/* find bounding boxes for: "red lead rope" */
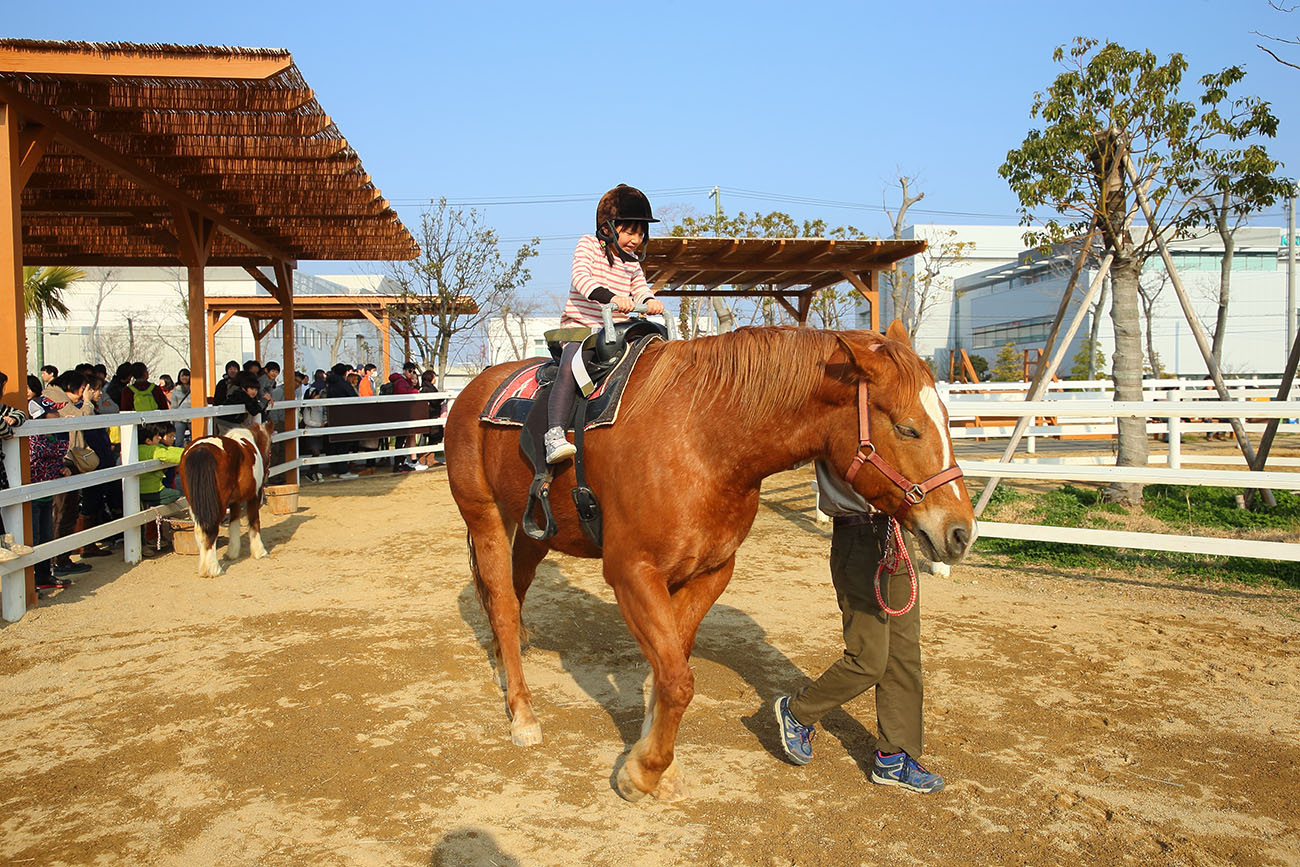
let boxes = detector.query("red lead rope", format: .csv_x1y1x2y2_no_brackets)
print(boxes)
874,516,917,617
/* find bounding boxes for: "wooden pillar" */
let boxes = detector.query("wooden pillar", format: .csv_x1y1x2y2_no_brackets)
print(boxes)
174,206,214,438
0,101,35,615
205,309,218,399
382,309,391,375
274,261,298,486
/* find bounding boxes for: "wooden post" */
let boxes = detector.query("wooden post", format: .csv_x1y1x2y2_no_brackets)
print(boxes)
274,261,297,486
1121,154,1274,506
173,206,214,439
381,308,392,375
0,101,35,615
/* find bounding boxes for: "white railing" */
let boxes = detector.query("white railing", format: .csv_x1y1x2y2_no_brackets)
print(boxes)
0,392,449,622
946,397,1300,562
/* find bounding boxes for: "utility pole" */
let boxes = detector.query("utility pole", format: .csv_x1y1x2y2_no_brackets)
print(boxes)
708,185,722,233
1288,182,1296,373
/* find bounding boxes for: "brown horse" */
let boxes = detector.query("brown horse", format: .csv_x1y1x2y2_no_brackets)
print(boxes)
445,321,975,802
179,421,273,577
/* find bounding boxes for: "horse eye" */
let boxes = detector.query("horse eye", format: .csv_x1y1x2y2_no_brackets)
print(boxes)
894,424,920,439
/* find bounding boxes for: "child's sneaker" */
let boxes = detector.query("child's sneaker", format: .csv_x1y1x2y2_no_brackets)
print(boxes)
870,751,944,793
544,426,576,463
774,695,815,765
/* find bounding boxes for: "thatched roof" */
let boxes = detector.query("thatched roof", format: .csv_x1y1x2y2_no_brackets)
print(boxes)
0,39,417,265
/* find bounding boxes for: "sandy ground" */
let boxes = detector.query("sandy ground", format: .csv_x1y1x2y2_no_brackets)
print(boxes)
0,466,1297,866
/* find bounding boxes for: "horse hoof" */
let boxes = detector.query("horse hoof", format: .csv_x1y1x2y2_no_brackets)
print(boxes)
510,721,542,746
616,764,649,803
652,760,688,802
253,550,269,560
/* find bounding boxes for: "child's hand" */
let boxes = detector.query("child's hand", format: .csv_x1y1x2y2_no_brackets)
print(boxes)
614,296,635,313
645,298,665,315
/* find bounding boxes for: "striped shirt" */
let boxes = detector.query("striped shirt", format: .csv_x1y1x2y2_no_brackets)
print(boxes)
560,234,653,328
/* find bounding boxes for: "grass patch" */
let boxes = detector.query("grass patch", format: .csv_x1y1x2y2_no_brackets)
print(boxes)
975,482,1300,590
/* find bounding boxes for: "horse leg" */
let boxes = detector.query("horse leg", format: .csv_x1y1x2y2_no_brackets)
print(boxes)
611,566,696,803
195,520,222,577
469,513,542,746
511,531,549,649
225,502,242,560
247,496,269,559
637,558,736,743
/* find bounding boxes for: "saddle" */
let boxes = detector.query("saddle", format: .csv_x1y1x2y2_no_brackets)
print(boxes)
480,317,669,547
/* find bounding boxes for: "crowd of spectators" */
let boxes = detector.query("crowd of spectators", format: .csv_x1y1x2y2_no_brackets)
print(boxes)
0,357,445,594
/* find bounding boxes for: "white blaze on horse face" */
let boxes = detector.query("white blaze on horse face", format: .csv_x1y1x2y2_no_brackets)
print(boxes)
919,385,961,499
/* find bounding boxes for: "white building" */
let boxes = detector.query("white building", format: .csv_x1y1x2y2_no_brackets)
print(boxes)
949,226,1290,378
25,267,401,380
872,224,1028,357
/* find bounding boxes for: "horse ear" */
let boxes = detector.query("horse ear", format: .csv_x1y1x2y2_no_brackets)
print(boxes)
832,333,880,380
885,318,911,348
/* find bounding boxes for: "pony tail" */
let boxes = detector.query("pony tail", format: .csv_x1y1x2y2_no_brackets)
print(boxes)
183,447,223,535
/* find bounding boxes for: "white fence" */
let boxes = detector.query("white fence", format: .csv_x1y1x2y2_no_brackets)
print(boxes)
945,396,1300,563
0,393,448,622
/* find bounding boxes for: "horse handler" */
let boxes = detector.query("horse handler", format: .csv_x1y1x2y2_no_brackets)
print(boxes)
773,459,945,794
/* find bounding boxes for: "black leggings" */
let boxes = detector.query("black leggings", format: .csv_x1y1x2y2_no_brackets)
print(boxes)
548,342,595,430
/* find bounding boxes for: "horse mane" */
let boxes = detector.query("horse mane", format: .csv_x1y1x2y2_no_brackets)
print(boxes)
624,327,931,425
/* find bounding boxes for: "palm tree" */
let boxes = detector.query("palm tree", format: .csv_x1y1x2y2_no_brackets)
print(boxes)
24,266,85,368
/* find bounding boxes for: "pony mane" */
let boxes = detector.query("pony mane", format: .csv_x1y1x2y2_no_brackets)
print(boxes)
625,327,934,426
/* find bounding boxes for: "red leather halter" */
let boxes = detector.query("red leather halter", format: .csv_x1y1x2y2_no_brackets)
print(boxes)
843,380,965,519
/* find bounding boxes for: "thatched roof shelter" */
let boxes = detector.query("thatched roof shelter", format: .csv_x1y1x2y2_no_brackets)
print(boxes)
642,236,925,327
0,39,416,616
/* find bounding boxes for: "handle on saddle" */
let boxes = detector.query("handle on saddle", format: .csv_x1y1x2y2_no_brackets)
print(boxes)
600,303,679,342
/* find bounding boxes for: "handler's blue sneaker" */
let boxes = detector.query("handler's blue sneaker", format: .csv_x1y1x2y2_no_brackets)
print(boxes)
870,751,945,793
774,695,815,765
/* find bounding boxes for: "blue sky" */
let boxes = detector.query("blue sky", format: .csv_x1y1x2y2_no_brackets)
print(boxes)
10,0,1300,295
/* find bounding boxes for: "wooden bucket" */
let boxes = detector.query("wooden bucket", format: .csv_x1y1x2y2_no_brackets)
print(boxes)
168,519,198,555
265,484,300,515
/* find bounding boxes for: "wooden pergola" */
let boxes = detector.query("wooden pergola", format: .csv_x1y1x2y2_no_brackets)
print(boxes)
642,236,926,328
203,292,479,378
0,39,416,611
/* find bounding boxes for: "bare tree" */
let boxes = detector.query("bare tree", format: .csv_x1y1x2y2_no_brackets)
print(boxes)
388,199,538,386
1137,269,1169,377
86,269,119,363
497,291,543,362
1256,1,1300,69
882,176,924,332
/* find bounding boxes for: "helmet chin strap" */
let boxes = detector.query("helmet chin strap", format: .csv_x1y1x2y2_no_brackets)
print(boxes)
598,220,648,263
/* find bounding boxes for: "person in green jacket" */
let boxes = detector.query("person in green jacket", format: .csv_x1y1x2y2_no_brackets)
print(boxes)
139,424,183,506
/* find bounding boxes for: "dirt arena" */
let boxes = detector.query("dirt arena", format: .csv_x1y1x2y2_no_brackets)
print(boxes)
0,467,1297,866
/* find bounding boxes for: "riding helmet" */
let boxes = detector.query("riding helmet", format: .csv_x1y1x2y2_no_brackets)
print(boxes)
595,184,659,262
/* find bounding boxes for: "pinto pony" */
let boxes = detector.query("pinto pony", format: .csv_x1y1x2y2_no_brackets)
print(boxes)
445,321,976,802
179,421,274,577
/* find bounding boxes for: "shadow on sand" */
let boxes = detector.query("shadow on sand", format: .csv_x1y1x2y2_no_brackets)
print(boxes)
455,558,881,774
429,827,521,866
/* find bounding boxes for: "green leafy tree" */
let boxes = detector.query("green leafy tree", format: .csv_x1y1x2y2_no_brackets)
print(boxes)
990,342,1025,382
24,265,83,319
968,353,989,380
1069,340,1107,380
999,37,1284,504
25,265,85,369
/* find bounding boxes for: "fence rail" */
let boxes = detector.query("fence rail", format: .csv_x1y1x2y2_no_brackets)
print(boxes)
1,392,449,623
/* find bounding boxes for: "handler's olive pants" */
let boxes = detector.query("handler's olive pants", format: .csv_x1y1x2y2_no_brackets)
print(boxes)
788,518,924,758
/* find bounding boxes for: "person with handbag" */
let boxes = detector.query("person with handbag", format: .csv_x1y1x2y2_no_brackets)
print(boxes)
43,371,95,579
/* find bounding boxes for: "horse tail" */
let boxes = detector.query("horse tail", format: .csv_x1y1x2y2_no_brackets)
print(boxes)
184,445,223,538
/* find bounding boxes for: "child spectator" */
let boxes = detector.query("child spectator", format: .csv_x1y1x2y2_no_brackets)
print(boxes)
0,371,28,536
39,364,58,386
170,368,192,445
216,371,269,434
212,359,240,405
120,362,167,413
139,423,183,506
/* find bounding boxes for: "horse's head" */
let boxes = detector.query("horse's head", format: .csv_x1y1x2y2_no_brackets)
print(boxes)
830,321,975,564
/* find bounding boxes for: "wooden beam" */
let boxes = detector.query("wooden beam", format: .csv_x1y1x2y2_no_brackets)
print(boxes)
775,296,801,322
0,45,294,80
16,123,53,189
648,267,677,293
0,81,296,263
381,308,391,376
242,265,279,297
656,288,805,297
210,309,238,335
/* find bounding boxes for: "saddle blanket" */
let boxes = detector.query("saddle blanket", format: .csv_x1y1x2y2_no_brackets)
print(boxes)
479,335,659,430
